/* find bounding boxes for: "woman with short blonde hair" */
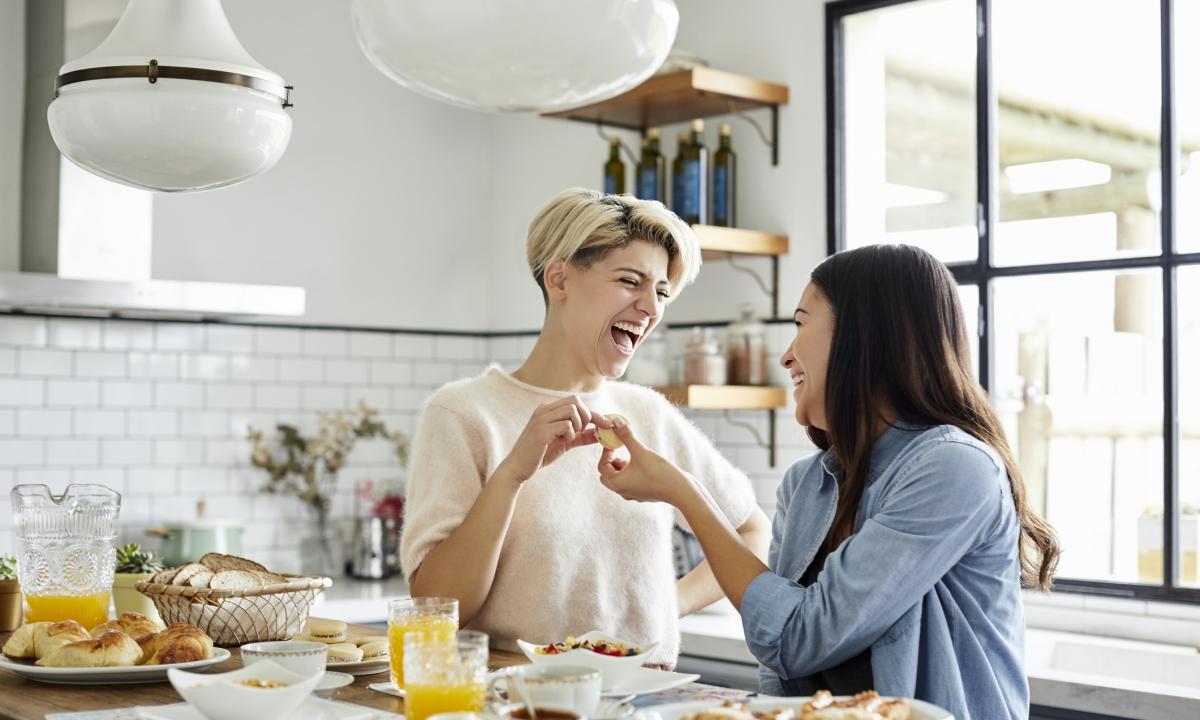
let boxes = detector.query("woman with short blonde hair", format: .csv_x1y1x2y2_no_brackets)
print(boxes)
401,189,768,665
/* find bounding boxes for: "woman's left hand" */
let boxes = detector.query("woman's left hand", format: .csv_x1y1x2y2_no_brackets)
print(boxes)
596,417,692,505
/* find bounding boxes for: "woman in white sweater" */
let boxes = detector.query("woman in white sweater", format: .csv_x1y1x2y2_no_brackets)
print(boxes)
400,188,770,666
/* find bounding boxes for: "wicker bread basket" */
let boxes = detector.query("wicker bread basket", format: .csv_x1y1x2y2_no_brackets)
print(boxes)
136,575,332,646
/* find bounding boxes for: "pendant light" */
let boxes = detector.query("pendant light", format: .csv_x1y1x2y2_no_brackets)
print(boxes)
351,0,679,113
47,0,294,193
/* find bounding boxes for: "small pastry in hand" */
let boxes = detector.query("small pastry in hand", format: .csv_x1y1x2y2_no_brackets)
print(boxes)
596,415,627,450
2,621,50,659
326,642,364,663
305,618,348,644
359,640,388,661
38,630,142,667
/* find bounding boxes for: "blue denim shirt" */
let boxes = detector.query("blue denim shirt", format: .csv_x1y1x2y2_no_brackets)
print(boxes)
741,422,1027,720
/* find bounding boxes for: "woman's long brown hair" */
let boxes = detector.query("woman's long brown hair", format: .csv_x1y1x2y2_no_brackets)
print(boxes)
808,244,1059,590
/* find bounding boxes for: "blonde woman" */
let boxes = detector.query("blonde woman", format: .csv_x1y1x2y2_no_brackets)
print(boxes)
401,188,769,666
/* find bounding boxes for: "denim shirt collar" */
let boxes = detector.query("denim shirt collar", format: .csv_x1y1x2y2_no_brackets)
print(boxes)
818,420,928,486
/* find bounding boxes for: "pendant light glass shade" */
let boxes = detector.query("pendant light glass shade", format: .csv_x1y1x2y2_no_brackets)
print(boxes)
351,0,679,113
46,0,293,193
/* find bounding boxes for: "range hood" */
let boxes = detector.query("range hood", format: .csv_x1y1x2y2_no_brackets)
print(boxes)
0,0,304,319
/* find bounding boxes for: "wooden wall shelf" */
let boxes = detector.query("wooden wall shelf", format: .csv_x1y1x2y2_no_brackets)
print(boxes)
694,225,788,257
655,385,786,410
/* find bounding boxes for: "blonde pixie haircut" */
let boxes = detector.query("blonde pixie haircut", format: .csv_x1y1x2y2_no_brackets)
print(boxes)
527,188,702,304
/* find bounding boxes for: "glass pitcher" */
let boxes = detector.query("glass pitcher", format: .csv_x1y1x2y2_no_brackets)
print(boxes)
12,484,121,629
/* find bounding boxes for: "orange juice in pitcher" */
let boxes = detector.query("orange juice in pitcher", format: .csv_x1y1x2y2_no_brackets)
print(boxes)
25,592,111,629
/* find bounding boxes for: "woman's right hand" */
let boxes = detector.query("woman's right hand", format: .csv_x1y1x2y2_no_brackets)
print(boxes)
497,396,612,484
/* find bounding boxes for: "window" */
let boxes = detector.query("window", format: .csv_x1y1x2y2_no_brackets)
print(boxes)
828,0,1200,601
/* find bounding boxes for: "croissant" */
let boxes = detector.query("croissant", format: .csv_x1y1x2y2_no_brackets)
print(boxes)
140,624,214,665
145,635,212,665
37,630,143,668
90,612,165,641
1,621,50,659
34,621,91,659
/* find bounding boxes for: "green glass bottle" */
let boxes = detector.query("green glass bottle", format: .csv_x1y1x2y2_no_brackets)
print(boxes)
678,119,708,225
637,128,666,201
712,123,736,227
603,137,625,195
671,131,689,215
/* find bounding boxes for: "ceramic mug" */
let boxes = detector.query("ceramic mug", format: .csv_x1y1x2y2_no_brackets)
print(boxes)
241,640,328,678
488,665,601,718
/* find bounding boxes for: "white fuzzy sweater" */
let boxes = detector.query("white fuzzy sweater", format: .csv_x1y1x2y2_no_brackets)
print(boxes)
400,366,756,665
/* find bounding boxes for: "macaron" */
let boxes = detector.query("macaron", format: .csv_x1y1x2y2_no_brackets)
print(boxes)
359,640,388,660
596,414,627,450
349,634,387,647
306,618,348,644
326,642,364,663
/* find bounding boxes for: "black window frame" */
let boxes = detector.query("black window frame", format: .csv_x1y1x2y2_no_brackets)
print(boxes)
826,0,1200,603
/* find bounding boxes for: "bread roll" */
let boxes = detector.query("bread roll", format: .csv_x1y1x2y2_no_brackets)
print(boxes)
37,630,142,668
305,618,347,644
359,640,388,660
326,642,364,663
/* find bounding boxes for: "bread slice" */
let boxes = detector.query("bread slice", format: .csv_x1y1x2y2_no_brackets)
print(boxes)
209,569,264,592
251,570,288,586
199,553,270,574
187,570,214,588
151,567,181,585
171,563,206,586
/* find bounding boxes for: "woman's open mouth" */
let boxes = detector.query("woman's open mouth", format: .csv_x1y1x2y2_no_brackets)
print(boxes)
610,321,645,356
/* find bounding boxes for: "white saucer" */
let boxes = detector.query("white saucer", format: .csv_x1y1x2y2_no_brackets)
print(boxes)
135,696,401,719
315,671,356,698
368,681,404,698
602,667,700,698
593,698,636,719
326,657,390,676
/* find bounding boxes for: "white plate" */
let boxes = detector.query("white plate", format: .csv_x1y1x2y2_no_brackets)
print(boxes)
0,648,231,685
315,671,356,698
135,696,401,720
603,667,701,698
326,657,390,676
634,696,953,720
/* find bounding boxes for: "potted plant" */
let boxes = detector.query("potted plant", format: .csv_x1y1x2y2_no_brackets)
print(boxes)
0,555,20,631
113,543,164,621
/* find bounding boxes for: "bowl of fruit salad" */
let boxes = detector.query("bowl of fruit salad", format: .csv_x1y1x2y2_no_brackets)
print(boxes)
516,631,656,691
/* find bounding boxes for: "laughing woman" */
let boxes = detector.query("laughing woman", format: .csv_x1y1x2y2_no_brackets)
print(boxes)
400,188,769,666
596,244,1060,719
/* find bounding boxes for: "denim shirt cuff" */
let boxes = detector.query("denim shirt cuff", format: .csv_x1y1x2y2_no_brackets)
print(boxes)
741,570,800,672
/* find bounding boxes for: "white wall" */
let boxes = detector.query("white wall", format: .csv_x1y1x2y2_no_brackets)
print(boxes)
0,1,24,273
485,0,829,332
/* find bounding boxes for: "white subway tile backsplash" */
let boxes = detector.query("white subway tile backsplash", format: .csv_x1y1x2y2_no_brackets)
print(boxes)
18,348,72,376
47,439,100,465
0,348,14,374
180,354,230,381
128,352,180,379
102,381,154,408
230,356,277,382
155,382,205,408
127,467,175,496
206,326,255,353
75,351,127,378
0,439,43,466
303,330,348,356
254,385,301,410
47,380,100,407
154,439,205,465
206,384,253,409
303,385,347,410
414,361,456,387
128,410,179,437
17,467,71,486
279,358,323,383
348,386,390,411
370,360,411,384
48,319,103,349
204,439,246,466
0,410,12,435
255,327,301,354
0,316,47,346
74,410,126,436
119,496,151,525
155,323,206,351
326,359,369,384
71,467,124,489
349,331,392,358
180,411,230,438
179,467,228,492
18,409,72,436
393,334,434,358
435,336,483,360
103,321,155,350
0,379,43,406
101,439,153,466
391,387,432,412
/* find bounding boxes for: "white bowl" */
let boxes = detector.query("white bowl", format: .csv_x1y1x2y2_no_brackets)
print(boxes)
241,640,328,679
167,659,322,720
516,631,657,691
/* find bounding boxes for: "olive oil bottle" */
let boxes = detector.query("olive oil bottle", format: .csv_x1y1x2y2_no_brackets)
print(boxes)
671,131,689,214
712,123,736,227
603,137,625,195
636,128,666,201
677,119,708,224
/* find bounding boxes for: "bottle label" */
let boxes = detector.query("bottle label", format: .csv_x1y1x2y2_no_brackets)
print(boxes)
714,166,729,223
673,170,686,213
638,168,660,200
604,176,618,195
681,160,701,219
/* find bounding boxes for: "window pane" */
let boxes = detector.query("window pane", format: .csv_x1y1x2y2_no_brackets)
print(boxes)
841,0,977,264
1179,266,1200,586
1177,2,1200,253
958,283,979,381
993,1,1162,267
993,270,1163,583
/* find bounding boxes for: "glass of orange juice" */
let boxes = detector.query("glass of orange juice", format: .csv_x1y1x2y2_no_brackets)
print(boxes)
388,596,459,689
403,630,488,720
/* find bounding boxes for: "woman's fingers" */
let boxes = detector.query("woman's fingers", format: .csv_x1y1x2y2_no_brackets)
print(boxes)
569,427,600,448
608,415,647,454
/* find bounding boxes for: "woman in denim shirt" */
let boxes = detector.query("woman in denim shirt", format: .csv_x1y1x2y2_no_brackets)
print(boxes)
597,244,1060,720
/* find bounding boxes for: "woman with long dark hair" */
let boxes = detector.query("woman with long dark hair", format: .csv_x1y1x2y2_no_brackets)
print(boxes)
597,244,1059,720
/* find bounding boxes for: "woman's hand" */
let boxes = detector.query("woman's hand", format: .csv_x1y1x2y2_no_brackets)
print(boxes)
497,396,611,484
596,417,692,505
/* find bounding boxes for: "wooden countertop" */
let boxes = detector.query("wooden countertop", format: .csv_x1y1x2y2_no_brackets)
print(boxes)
0,623,528,720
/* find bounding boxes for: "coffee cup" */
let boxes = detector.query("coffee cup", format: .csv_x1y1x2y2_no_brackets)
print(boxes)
488,665,601,718
240,640,328,678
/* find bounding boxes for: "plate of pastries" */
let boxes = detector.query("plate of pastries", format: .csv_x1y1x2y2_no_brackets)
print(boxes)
0,612,229,684
293,617,389,676
667,691,951,720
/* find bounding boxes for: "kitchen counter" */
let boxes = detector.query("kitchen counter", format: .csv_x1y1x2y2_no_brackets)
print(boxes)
310,574,410,625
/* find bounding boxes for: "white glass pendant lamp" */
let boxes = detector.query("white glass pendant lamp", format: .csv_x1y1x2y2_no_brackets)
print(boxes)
47,0,294,193
351,0,679,113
